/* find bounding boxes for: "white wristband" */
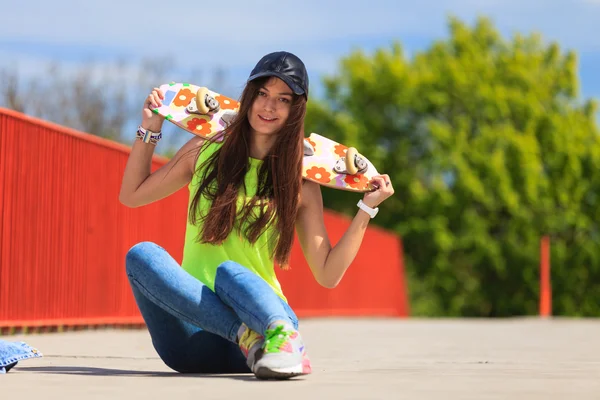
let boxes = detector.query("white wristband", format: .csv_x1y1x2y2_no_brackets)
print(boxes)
357,199,379,218
136,125,162,145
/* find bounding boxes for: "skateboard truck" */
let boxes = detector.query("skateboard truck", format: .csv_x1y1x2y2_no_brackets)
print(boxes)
333,147,368,175
220,110,237,128
303,139,315,156
187,87,221,115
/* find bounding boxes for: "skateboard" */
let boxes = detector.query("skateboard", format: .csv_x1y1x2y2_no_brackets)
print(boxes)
152,82,380,192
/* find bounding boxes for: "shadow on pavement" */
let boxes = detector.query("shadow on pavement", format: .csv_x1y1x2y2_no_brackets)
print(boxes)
16,366,269,381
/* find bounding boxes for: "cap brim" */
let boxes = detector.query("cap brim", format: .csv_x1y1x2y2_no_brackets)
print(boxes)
247,71,305,96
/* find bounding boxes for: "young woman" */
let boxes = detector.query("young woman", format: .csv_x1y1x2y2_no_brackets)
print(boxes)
119,51,394,380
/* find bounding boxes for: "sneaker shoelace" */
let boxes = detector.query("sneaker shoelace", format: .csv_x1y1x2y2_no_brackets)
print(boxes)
263,325,294,354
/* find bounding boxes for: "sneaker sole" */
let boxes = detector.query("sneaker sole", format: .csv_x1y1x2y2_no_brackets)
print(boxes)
254,364,304,380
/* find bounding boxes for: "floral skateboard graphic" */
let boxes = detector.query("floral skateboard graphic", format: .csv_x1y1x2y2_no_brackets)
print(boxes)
151,82,239,138
152,82,379,192
302,133,379,192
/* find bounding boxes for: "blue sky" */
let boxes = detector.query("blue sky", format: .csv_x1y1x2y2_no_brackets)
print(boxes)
1,0,599,104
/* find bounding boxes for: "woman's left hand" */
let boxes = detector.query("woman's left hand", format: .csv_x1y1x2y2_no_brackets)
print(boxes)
362,174,394,208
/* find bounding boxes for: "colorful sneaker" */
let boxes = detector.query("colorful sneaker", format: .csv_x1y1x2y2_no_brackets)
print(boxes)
238,324,263,371
252,324,308,380
301,348,312,374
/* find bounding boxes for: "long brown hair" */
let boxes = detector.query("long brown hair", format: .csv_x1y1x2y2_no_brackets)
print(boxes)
189,77,306,268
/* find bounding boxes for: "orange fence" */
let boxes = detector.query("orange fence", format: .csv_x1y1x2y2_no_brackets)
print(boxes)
0,108,409,329
539,236,552,317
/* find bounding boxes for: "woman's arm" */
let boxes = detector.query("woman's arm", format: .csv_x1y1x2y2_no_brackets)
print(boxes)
295,175,394,288
119,136,203,207
119,87,203,208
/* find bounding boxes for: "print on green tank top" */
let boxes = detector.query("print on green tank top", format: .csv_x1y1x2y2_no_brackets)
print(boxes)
181,141,287,302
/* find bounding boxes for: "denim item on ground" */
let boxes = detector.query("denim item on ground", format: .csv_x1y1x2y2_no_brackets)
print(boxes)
125,241,298,374
0,340,43,374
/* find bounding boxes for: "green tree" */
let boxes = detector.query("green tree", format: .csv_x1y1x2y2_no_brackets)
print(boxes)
305,16,600,317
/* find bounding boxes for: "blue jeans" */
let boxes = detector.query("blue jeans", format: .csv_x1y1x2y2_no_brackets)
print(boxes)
0,340,43,374
125,241,298,374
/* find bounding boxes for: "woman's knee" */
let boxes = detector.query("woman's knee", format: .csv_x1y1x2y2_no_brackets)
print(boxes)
214,261,258,294
125,241,163,276
215,260,247,281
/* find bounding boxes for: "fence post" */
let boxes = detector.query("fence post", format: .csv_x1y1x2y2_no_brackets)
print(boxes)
539,236,552,317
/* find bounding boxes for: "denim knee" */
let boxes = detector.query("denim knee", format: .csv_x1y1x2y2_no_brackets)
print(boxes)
215,260,247,282
125,241,161,276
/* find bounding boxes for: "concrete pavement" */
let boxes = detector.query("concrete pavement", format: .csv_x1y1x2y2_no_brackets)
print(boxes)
2,318,599,399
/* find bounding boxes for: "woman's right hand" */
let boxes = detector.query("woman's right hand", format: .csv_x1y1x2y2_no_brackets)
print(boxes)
141,87,165,132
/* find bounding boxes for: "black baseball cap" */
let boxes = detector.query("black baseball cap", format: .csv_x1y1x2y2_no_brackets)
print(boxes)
247,51,309,98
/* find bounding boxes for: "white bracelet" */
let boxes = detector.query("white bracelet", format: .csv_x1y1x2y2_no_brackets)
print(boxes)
357,199,379,218
136,125,162,145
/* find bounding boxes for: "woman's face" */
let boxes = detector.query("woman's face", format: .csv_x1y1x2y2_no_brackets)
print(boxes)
247,77,293,136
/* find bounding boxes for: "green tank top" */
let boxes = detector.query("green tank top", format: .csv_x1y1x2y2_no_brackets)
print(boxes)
180,141,287,302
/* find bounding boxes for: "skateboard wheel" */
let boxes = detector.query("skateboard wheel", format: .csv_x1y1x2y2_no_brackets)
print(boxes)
345,147,359,175
196,87,220,114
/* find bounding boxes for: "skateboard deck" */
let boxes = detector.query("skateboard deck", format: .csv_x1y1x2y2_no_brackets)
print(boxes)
152,82,380,192
302,133,379,192
152,82,240,139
